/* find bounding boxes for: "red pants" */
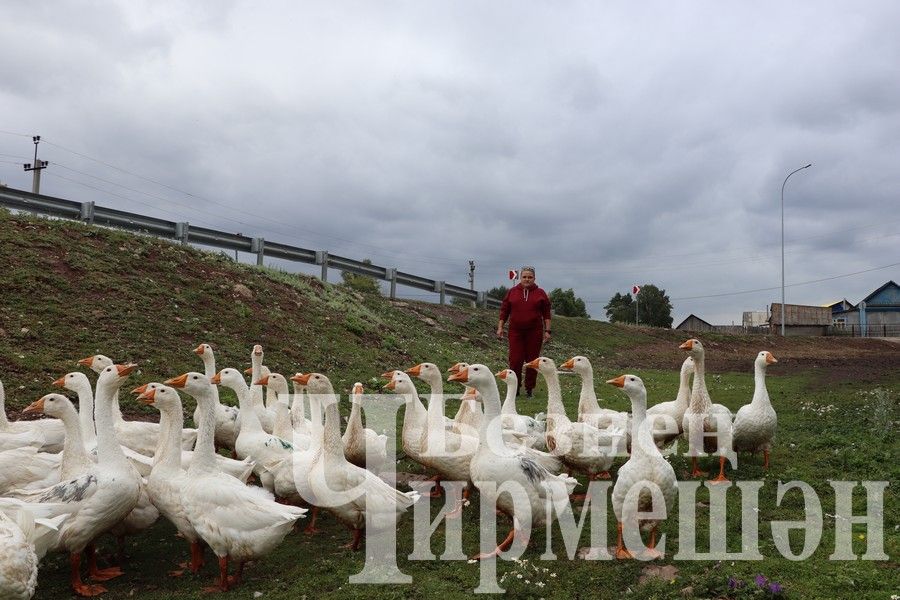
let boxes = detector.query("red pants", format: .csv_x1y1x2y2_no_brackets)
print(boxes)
508,327,544,393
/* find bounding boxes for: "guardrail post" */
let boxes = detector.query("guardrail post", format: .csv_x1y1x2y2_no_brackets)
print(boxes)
175,222,190,245
315,251,329,282
250,237,265,266
435,280,445,305
477,291,486,308
79,201,95,224
387,268,397,299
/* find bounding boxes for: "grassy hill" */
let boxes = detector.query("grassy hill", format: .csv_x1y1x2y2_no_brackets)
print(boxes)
1,208,898,599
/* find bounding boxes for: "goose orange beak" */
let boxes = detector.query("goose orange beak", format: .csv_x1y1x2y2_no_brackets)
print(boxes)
243,367,253,375
137,388,156,405
193,344,205,355
254,376,270,386
405,364,422,377
524,358,540,370
606,375,626,388
23,397,45,414
131,384,148,395
448,368,469,382
679,339,694,350
447,362,464,374
293,373,311,386
289,373,305,384
383,380,397,390
380,370,396,379
77,356,94,368
51,376,66,387
165,373,189,388
560,358,575,370
116,364,137,377
766,352,778,364
494,369,508,379
210,372,222,384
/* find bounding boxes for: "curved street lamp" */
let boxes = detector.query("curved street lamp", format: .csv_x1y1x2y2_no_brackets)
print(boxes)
781,163,812,336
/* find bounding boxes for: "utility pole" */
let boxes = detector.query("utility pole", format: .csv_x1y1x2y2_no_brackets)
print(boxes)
23,136,48,194
467,260,476,307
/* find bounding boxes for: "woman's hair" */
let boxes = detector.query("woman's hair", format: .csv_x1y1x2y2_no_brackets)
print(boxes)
520,266,536,277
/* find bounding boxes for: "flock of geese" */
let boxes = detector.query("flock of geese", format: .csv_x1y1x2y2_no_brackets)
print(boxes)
0,338,778,598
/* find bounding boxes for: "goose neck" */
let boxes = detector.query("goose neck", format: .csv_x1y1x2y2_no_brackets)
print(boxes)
189,387,218,474
543,368,568,418
578,368,601,413
500,381,517,415
155,404,183,472
94,380,130,469
689,353,711,412
59,404,92,479
73,384,97,446
0,380,8,428
230,379,264,434
321,395,345,462
751,363,771,407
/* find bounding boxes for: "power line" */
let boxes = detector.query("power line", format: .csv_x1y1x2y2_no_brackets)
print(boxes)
39,138,471,265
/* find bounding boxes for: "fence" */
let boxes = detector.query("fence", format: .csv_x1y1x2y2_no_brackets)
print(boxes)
0,186,502,309
825,324,900,338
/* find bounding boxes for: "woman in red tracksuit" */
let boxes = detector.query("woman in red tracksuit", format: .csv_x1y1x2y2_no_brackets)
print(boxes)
496,266,552,397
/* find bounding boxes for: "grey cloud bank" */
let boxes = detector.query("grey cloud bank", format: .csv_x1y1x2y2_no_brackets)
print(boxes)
1,1,897,324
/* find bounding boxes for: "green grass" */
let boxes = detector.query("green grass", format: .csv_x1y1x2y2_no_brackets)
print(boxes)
0,209,897,598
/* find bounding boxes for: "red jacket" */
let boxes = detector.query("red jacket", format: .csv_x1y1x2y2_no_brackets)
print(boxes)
499,284,552,330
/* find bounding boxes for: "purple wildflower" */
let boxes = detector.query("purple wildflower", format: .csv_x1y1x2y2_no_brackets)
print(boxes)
755,574,768,587
768,581,783,594
728,576,738,590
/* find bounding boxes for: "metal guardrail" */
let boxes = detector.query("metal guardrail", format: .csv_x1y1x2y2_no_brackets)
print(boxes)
0,186,502,309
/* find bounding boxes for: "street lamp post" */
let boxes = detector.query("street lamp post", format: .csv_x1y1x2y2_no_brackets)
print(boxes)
780,163,812,336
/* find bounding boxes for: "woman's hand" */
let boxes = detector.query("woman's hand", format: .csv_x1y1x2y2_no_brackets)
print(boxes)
543,330,552,343
496,326,504,339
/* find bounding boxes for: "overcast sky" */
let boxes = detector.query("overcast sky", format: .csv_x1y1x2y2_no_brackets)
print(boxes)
2,1,898,324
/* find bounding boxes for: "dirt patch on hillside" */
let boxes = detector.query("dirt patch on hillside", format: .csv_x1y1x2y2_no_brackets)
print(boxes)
608,333,900,384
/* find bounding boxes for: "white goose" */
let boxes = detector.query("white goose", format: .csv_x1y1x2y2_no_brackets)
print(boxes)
290,373,311,436
607,375,677,560
256,372,295,441
404,363,478,494
680,339,734,483
138,384,205,577
78,355,197,455
266,372,325,534
381,370,429,467
303,372,419,550
0,445,60,495
9,364,142,597
214,368,301,491
246,345,275,433
27,391,158,565
342,383,388,473
0,378,64,453
167,372,306,593
129,384,255,482
55,370,154,478
449,364,577,559
732,351,778,468
192,343,240,449
646,356,694,448
446,362,482,434
559,356,631,434
496,368,547,450
0,505,67,600
527,357,621,482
